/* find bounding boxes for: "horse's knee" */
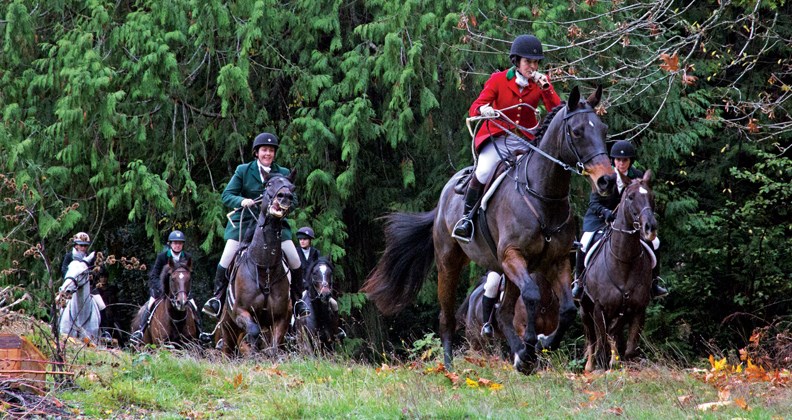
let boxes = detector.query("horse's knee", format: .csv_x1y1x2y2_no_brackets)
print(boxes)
246,322,260,339
520,282,541,305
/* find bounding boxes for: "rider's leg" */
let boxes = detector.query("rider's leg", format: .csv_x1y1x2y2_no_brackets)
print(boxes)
480,272,501,337
453,138,503,243
572,231,594,300
649,237,668,298
202,239,238,318
130,296,155,344
283,240,310,317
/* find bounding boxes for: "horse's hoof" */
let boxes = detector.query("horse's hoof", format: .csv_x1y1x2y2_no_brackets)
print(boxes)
214,338,224,351
513,349,536,374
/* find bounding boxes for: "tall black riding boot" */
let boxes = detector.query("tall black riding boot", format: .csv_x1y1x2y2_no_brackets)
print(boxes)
290,267,310,318
452,176,485,243
650,251,668,298
130,305,150,345
480,296,497,337
572,248,586,301
202,266,227,318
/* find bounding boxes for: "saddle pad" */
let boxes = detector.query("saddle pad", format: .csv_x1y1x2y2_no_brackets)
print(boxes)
584,237,657,269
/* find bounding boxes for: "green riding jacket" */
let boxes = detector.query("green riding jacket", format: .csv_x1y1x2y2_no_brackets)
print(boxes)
222,161,293,242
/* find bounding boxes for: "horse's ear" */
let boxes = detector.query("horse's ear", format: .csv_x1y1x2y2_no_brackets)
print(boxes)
168,257,175,269
643,169,653,185
586,85,603,108
186,257,193,271
567,86,581,112
288,169,297,183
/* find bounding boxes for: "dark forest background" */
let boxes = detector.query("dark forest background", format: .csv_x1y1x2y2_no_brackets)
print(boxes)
1,0,790,361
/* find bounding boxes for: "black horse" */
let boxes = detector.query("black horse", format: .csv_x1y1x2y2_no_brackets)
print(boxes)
294,256,343,353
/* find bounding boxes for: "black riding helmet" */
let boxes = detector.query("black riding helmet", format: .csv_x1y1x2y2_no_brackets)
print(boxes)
252,132,279,153
296,226,315,239
610,140,637,159
168,230,186,243
509,34,544,66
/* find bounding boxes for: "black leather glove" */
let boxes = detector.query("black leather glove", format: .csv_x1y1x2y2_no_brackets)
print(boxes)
604,209,616,223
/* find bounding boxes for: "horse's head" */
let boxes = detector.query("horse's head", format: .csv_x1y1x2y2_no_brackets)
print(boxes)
261,172,296,219
619,170,657,243
308,257,334,304
166,257,192,311
558,85,614,195
57,260,90,307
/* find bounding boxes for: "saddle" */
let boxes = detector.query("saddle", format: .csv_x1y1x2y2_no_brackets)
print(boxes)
453,159,514,196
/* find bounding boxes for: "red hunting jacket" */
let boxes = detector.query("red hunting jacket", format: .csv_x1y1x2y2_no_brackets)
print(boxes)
469,68,561,151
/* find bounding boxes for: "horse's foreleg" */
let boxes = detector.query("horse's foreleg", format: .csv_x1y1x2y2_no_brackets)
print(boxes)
624,310,646,360
498,281,521,359
502,249,538,373
538,262,576,351
580,302,597,373
592,301,610,370
234,309,260,352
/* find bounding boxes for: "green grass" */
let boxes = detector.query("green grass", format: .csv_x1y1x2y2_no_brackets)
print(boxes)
46,344,791,419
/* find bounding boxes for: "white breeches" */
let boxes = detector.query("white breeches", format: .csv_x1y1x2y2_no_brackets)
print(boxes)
483,271,502,299
219,238,302,270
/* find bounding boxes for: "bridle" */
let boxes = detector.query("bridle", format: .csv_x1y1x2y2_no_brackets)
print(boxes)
167,266,192,309
311,263,333,303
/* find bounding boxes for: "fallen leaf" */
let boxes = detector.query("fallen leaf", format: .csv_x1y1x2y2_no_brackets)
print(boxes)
677,395,692,405
697,400,733,411
232,373,243,389
465,377,479,388
606,406,624,416
734,397,750,410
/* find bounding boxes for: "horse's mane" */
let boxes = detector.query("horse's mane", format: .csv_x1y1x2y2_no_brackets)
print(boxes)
531,103,566,145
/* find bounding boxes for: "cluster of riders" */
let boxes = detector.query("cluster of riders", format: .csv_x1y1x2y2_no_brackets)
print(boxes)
57,34,666,369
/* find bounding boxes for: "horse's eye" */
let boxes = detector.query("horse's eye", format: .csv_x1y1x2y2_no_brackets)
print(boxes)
572,128,582,138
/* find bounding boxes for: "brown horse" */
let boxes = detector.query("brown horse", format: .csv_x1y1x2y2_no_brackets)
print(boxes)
579,170,657,372
130,258,199,346
294,257,343,354
362,86,614,372
214,174,295,356
457,274,562,356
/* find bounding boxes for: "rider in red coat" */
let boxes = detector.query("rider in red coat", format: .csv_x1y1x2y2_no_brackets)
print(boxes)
453,34,562,244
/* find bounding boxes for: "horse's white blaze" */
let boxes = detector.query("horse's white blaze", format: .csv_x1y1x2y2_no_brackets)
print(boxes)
639,186,648,194
319,265,328,276
588,120,594,127
179,272,185,279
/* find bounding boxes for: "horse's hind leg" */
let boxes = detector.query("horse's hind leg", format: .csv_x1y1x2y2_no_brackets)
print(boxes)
435,240,466,368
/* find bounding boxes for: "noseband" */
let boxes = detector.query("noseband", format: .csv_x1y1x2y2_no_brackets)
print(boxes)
561,107,607,174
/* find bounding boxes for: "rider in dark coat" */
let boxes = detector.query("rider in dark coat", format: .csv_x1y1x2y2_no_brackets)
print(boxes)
296,226,320,288
572,140,668,300
130,230,192,344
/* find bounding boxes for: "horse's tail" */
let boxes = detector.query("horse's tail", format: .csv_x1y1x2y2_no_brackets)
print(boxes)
360,208,437,316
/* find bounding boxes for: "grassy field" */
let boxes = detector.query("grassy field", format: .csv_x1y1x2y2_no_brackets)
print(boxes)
7,340,786,419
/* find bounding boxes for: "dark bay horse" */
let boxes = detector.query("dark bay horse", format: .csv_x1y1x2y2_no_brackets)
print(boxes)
457,274,562,356
362,86,614,372
131,258,198,346
294,257,343,353
215,174,295,356
580,170,657,372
